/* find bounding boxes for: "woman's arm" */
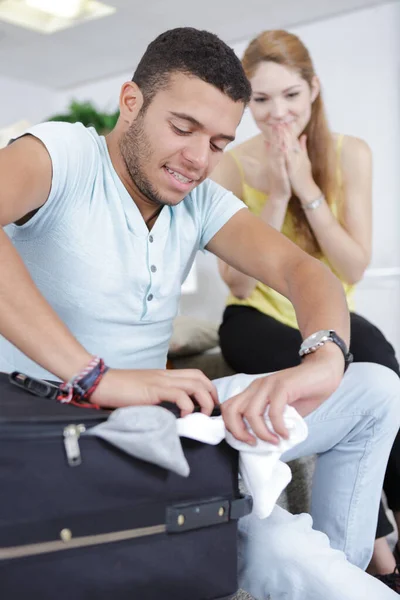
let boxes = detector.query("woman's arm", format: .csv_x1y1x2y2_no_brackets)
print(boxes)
207,208,350,348
217,257,257,299
211,153,258,298
288,135,372,284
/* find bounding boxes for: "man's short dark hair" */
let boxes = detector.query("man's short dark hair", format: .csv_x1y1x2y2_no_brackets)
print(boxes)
132,27,251,110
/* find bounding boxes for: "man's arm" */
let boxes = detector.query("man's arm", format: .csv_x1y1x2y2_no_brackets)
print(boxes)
0,137,217,415
206,208,350,443
0,136,94,379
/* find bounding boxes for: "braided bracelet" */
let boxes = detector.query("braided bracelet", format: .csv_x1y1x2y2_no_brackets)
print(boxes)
57,356,109,409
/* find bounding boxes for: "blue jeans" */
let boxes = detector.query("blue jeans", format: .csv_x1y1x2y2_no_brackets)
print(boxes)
214,363,400,600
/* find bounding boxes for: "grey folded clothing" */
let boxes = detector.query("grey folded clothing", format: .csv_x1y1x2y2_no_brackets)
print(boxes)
87,406,190,477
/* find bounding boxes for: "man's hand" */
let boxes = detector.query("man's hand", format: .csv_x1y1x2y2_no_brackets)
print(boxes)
92,368,219,416
220,345,344,445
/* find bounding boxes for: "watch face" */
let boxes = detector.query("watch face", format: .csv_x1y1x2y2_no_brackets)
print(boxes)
307,330,330,343
302,330,331,350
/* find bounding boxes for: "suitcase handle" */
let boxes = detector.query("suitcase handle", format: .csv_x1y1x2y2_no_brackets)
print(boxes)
9,372,60,400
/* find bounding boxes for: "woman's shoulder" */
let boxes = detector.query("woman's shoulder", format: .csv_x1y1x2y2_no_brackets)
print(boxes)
210,136,261,198
333,133,372,162
333,133,372,191
229,135,263,160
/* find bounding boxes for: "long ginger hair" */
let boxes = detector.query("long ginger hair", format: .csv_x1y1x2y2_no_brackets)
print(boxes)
242,30,339,255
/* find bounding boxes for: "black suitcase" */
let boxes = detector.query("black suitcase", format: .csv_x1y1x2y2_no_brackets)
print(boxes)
0,372,251,600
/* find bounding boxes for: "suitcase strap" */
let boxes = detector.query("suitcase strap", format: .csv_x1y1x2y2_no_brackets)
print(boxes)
166,494,252,532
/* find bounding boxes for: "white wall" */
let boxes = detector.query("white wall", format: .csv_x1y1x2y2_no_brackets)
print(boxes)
54,72,128,115
0,75,57,129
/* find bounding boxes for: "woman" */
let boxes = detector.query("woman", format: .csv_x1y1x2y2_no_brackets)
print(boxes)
211,29,400,583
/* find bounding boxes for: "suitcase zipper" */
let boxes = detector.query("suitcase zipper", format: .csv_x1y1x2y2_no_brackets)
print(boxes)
63,424,86,467
0,523,167,561
0,421,100,467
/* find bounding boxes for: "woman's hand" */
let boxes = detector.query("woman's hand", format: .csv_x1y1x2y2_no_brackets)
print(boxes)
264,125,292,201
242,125,291,202
284,131,320,202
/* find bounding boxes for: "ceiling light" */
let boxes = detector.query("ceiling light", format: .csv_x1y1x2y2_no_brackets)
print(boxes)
26,0,88,20
0,0,116,34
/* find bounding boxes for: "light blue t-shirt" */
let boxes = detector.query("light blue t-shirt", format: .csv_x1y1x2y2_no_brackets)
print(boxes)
0,122,245,379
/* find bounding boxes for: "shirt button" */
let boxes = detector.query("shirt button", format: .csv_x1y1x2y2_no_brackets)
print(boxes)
147,294,153,301
149,235,154,243
150,265,157,273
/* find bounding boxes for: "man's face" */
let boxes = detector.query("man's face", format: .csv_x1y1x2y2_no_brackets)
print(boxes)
119,73,244,207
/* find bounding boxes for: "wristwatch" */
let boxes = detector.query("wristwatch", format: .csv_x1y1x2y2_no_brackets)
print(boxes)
299,330,353,372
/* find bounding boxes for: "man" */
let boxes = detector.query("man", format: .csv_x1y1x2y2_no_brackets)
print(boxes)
0,27,399,599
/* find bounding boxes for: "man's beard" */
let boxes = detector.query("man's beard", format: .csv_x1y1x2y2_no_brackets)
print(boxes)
119,116,171,207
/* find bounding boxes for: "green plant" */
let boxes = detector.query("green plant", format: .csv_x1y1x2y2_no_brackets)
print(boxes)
47,101,119,134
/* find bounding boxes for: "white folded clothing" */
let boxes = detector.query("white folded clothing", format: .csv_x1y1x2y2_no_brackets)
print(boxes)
177,405,308,519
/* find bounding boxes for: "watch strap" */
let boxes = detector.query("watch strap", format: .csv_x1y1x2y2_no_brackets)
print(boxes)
299,330,353,373
328,330,353,372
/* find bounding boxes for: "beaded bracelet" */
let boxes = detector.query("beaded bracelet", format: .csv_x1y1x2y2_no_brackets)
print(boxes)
57,356,109,409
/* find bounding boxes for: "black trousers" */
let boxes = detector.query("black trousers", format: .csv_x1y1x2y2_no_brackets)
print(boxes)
219,306,400,539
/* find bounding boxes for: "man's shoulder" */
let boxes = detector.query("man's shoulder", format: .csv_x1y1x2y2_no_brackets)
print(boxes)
26,121,100,154
29,120,93,136
22,122,103,218
177,180,230,224
23,122,103,188
187,177,231,204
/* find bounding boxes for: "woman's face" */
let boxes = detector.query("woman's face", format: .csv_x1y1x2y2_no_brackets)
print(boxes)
248,61,319,138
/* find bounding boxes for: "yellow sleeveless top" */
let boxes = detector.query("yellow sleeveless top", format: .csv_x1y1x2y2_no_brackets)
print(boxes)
226,134,355,329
